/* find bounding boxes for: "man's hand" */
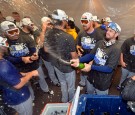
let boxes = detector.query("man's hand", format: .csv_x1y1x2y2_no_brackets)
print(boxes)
20,72,27,77
89,61,93,65
30,53,39,61
121,61,127,68
81,63,91,72
76,46,84,57
42,22,48,32
22,56,33,64
30,70,39,77
70,58,79,67
131,76,135,80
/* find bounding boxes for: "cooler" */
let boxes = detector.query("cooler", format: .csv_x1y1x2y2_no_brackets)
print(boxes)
41,86,80,115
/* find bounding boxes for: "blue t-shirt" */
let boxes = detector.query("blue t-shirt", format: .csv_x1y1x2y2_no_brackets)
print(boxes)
0,59,30,105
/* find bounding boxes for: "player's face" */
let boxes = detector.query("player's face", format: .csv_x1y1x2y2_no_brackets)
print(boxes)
106,28,117,40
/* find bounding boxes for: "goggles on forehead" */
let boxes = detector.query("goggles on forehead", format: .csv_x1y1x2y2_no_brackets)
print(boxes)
108,23,119,33
6,28,19,36
80,19,90,25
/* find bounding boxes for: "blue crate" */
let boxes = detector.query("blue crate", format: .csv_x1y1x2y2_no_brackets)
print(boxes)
76,94,134,115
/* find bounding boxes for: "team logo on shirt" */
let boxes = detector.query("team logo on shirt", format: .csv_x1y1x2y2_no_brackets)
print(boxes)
9,43,29,57
94,48,108,66
81,36,96,50
130,45,135,55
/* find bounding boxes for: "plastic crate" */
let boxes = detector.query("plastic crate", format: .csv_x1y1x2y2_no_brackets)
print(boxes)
76,94,135,115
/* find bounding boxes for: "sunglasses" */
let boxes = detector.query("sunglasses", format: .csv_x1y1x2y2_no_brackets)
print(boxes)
80,20,90,25
6,28,19,36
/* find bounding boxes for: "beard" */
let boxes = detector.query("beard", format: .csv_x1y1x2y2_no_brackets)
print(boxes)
27,26,34,34
0,47,9,56
93,23,95,28
104,37,110,41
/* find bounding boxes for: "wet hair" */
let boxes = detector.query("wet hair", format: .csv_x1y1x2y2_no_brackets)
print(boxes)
116,36,119,40
68,20,75,29
48,14,63,26
12,12,19,15
52,19,63,26
48,14,52,19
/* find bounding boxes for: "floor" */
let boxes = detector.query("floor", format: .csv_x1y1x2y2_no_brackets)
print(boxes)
33,66,121,115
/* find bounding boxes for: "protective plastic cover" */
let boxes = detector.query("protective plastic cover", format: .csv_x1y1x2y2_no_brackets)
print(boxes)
0,0,135,43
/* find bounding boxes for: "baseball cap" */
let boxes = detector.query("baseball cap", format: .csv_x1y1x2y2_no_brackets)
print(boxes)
108,22,121,33
0,21,17,31
41,16,52,23
81,12,93,21
0,36,8,47
92,16,100,22
51,9,68,21
102,17,112,23
21,18,33,26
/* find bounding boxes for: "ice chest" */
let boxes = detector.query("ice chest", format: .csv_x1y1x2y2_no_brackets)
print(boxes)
41,103,71,115
41,86,80,115
76,94,135,115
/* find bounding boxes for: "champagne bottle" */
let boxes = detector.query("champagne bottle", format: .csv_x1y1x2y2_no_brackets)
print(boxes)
78,63,85,69
71,62,85,69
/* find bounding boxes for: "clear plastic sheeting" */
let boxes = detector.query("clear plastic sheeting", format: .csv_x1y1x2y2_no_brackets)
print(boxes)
0,0,135,42
94,0,135,43
0,0,50,27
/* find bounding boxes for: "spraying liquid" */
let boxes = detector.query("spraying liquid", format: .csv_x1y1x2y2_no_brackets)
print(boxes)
48,50,85,69
47,50,71,65
47,49,85,68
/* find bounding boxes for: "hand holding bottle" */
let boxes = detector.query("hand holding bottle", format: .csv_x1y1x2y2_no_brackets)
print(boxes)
30,53,39,61
70,59,80,67
81,63,92,72
77,48,84,57
70,59,86,69
70,58,92,71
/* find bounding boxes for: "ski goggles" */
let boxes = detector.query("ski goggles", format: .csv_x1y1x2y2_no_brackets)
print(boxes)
80,19,90,25
6,28,19,36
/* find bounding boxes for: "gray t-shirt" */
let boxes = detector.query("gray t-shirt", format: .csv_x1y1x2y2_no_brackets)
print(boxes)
77,29,104,55
45,28,76,73
7,34,39,72
88,40,120,90
121,37,135,72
